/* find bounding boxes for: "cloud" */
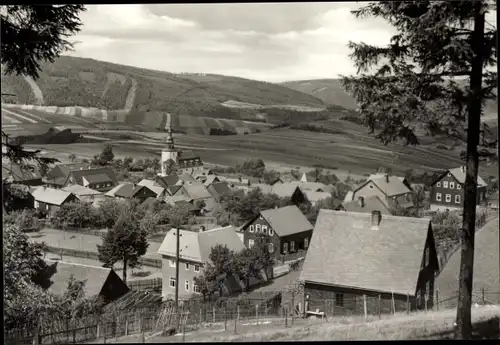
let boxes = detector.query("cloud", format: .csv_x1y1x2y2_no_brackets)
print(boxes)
66,3,495,83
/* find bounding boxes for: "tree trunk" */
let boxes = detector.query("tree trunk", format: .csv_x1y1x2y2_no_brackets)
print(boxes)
123,256,127,284
454,3,485,340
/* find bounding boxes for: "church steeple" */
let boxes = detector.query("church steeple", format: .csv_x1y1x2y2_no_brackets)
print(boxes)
166,125,175,149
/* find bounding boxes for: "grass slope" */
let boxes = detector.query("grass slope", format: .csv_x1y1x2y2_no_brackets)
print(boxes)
1,56,325,114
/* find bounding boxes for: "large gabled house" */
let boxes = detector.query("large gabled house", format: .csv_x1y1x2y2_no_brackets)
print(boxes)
61,184,104,206
239,205,314,259
157,226,246,300
31,186,78,217
154,174,196,189
368,173,412,191
348,174,414,210
44,162,90,187
137,179,167,199
253,183,307,205
207,182,233,199
105,182,157,203
429,166,488,212
300,210,439,315
64,167,118,192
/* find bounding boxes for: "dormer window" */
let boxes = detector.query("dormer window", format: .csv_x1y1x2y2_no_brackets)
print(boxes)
262,225,268,234
256,224,261,232
436,182,441,187
249,225,254,233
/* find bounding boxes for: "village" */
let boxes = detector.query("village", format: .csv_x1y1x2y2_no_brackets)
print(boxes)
2,122,498,342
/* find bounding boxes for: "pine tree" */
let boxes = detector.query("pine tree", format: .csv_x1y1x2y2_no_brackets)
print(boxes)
340,1,496,339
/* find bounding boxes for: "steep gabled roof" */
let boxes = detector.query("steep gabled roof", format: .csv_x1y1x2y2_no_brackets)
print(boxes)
257,205,313,237
157,226,245,263
341,196,392,215
448,166,487,187
355,176,411,197
300,210,431,296
31,186,75,206
138,179,166,197
208,182,232,198
183,183,213,200
43,260,125,297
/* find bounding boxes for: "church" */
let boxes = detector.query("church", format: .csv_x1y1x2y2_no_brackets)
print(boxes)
159,126,204,176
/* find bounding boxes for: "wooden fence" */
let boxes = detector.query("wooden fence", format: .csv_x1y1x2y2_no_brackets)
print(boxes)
43,246,162,268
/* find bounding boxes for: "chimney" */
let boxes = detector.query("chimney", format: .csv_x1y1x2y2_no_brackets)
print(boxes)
358,196,364,207
371,210,381,229
385,174,389,183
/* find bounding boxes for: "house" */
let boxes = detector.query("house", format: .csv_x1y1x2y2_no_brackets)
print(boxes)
291,181,329,192
157,225,246,299
137,179,167,199
429,166,488,212
207,182,233,199
253,183,307,205
221,176,251,188
2,162,44,186
300,210,439,315
303,190,331,206
341,196,393,215
436,220,499,307
300,173,309,182
349,175,414,210
63,167,118,192
368,173,412,191
154,174,196,189
31,186,78,217
44,162,90,188
42,260,129,304
239,205,314,259
105,182,157,203
61,184,105,206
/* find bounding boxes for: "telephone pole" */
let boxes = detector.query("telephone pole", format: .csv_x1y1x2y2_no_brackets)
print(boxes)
175,223,181,312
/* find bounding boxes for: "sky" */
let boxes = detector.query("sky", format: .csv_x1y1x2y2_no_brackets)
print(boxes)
66,2,496,83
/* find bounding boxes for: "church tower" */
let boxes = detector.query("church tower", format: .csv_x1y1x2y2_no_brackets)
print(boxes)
160,125,179,176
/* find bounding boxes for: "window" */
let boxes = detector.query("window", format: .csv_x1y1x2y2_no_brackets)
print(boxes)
256,224,261,232
249,225,254,233
185,280,190,292
447,172,451,177
193,283,200,294
335,293,344,307
169,260,176,267
185,263,190,271
443,181,448,188
169,277,176,288
304,238,309,249
268,243,274,253
445,194,451,202
436,182,441,187
259,215,263,219
194,265,200,273
449,182,455,189
290,241,295,252
283,242,288,253
249,239,255,248
455,195,461,203
262,225,268,234
436,193,442,201
457,184,461,190
269,228,274,236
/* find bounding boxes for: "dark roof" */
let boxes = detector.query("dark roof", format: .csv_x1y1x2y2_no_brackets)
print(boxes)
107,183,153,199
49,163,89,179
43,260,120,297
183,184,213,200
255,205,313,237
68,167,117,186
167,185,182,196
341,196,393,215
208,182,232,197
178,151,201,161
300,210,431,296
2,162,42,182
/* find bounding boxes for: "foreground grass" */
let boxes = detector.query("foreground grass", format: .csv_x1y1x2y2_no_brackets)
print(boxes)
206,306,500,341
